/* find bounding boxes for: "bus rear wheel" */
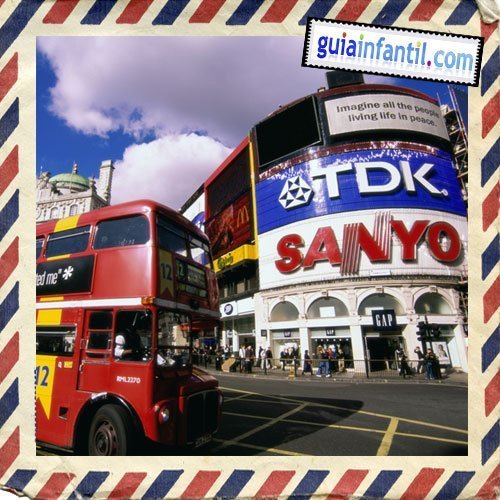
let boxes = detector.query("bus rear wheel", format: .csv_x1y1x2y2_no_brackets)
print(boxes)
88,405,131,456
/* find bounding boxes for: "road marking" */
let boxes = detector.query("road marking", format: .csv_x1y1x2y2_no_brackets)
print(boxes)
222,412,467,446
214,403,308,451
377,417,399,456
393,431,467,445
212,438,309,456
224,392,253,402
220,388,467,435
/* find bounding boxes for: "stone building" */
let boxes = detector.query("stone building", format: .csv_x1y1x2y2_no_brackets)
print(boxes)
36,160,114,222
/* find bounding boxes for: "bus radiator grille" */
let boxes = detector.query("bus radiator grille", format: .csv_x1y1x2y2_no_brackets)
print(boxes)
186,390,218,442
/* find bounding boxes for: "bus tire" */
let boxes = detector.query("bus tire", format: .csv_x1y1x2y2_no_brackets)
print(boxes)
88,405,133,456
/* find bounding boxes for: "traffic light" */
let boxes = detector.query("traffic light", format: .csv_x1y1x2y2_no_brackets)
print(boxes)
416,321,428,341
430,324,441,339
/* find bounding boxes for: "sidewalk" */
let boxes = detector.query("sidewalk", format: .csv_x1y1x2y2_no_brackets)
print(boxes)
199,363,468,387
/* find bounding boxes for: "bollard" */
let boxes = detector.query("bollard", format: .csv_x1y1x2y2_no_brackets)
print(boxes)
288,364,295,378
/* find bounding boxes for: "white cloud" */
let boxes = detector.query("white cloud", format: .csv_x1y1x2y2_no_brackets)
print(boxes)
111,133,232,209
38,37,325,147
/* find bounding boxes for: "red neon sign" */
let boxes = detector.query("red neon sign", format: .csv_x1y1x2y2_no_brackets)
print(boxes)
275,219,462,275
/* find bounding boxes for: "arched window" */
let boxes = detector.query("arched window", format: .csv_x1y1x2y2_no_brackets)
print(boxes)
415,293,452,314
307,297,349,318
49,207,59,219
358,294,404,316
270,301,299,322
69,204,78,216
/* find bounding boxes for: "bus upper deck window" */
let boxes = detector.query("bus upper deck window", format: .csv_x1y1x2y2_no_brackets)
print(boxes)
157,217,188,257
45,225,91,258
36,237,44,259
94,215,150,249
190,237,211,266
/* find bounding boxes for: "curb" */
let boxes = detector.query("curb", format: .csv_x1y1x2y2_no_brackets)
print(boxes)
203,368,468,388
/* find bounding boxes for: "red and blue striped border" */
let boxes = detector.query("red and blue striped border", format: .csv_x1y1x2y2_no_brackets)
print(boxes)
0,0,498,498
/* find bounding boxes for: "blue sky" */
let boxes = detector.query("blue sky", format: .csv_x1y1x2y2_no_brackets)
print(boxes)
36,37,467,209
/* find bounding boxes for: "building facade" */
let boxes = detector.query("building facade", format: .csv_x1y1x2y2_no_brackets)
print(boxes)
182,74,469,372
36,160,114,222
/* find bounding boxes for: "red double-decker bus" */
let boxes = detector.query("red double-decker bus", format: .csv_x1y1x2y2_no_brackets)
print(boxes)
36,200,222,455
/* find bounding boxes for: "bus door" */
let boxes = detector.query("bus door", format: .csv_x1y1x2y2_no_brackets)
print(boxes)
78,310,113,393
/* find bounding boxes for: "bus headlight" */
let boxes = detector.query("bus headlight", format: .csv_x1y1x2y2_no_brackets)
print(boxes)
158,406,170,424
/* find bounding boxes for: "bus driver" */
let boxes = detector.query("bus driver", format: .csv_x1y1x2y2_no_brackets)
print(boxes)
114,327,140,360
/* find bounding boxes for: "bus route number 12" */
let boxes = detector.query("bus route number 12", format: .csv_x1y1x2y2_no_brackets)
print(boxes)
35,365,50,387
160,262,172,280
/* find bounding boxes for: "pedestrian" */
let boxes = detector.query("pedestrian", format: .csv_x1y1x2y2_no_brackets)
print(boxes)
238,345,245,373
397,350,412,378
414,346,424,374
245,345,254,373
316,346,328,377
424,349,437,380
338,348,345,373
256,346,263,368
280,349,286,370
302,350,312,375
265,346,274,369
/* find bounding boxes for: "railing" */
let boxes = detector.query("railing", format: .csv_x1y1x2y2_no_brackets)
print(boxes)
194,355,448,380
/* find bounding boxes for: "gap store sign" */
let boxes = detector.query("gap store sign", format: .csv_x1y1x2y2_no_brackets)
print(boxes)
256,147,466,235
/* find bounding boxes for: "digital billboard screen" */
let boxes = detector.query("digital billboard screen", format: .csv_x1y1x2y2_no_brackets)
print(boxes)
255,96,321,168
205,192,253,259
205,146,250,219
256,146,466,235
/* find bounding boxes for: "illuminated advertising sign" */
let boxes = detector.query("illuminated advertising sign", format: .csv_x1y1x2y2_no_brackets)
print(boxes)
258,210,467,290
324,94,449,141
256,148,466,234
205,192,252,259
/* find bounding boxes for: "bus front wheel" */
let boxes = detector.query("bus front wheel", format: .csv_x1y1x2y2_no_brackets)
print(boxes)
88,405,132,456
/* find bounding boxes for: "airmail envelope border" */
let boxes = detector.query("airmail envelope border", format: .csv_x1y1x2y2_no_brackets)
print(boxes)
0,0,498,498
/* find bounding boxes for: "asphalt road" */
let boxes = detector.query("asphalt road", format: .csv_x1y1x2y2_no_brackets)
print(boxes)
207,374,467,456
37,374,467,456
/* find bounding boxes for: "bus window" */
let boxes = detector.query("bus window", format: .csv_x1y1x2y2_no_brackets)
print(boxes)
114,310,152,362
157,217,188,257
94,215,150,249
45,225,91,258
156,310,191,367
190,237,211,266
36,237,44,259
36,327,76,356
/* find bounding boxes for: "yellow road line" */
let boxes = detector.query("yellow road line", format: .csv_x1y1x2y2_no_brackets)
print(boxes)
220,387,467,435
212,438,309,456
393,431,467,445
224,393,253,403
377,418,399,456
215,403,308,451
223,412,468,446
220,387,258,395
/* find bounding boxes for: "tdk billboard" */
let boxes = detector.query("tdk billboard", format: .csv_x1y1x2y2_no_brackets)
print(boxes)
256,147,466,235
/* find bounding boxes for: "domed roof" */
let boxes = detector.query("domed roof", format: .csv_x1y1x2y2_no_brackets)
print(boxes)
49,172,90,190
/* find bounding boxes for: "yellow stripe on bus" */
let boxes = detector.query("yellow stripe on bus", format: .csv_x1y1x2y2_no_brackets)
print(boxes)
39,296,65,302
54,215,80,232
46,254,71,261
36,309,62,326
